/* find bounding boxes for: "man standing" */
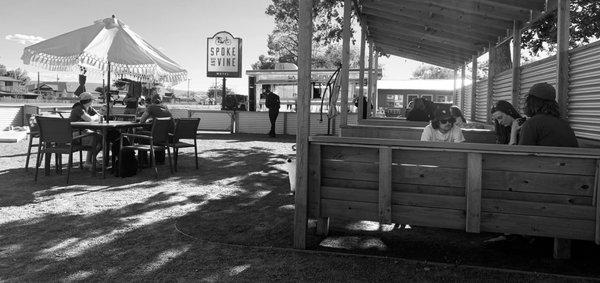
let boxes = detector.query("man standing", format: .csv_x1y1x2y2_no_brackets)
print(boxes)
265,86,280,137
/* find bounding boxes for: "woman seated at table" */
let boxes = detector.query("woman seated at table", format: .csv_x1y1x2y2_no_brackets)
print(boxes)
491,100,526,145
69,92,102,169
420,106,465,143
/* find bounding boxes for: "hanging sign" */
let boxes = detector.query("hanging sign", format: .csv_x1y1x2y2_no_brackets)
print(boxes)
207,31,242,78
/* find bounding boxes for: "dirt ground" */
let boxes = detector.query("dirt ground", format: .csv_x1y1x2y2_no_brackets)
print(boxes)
0,133,598,282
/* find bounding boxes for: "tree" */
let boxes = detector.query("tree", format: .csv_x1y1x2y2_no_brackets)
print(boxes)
0,64,7,76
411,65,454,80
522,0,600,55
206,84,234,105
254,0,360,69
3,67,30,85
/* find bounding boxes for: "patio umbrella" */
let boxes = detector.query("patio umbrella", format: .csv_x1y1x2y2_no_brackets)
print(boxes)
21,15,187,121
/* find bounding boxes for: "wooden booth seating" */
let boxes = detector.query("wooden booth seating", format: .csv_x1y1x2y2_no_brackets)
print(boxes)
299,136,600,259
341,124,497,144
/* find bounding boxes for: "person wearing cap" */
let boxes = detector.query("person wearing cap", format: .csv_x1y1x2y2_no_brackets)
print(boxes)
518,83,578,147
491,100,526,145
69,92,102,168
139,91,172,125
420,106,465,143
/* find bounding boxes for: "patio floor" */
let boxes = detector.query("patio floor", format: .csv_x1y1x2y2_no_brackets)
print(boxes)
0,133,598,281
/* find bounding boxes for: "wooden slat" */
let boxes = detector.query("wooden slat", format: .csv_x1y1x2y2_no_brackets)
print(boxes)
482,190,592,206
482,198,595,220
391,165,465,187
308,144,321,217
556,0,569,119
471,55,478,121
321,145,378,163
466,153,482,233
379,147,392,224
394,150,467,169
483,170,595,196
482,154,596,175
322,160,378,182
322,187,466,210
322,178,378,190
339,0,351,126
321,199,465,230
480,213,595,240
511,20,522,107
394,183,465,196
357,24,366,122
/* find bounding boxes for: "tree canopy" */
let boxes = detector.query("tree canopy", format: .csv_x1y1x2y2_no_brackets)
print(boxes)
410,65,454,80
0,64,30,85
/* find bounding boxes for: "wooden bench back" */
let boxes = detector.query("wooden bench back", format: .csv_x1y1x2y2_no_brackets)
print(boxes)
341,125,497,143
307,136,600,243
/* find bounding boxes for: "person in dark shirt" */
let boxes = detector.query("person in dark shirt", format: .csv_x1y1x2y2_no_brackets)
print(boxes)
69,92,102,168
140,93,172,124
264,86,280,137
518,83,578,147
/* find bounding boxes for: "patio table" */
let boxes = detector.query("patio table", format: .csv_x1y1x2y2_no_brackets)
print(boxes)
71,121,140,178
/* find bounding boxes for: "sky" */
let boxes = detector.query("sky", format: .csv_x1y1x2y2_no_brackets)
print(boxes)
0,0,424,94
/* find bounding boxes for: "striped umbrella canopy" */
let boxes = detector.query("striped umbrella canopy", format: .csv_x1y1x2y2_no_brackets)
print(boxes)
21,15,187,85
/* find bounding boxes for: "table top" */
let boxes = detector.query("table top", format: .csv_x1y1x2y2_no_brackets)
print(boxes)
71,121,140,129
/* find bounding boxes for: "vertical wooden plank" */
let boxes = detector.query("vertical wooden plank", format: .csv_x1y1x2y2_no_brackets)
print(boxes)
311,144,328,235
367,42,374,119
466,153,482,233
487,43,495,124
461,65,466,111
471,55,477,122
553,238,571,259
293,0,313,250
556,0,570,119
357,25,366,123
379,147,392,224
452,69,457,104
373,52,379,114
339,0,351,127
594,160,600,244
512,20,522,108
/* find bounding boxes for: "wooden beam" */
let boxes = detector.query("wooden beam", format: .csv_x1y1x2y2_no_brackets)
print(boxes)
361,7,489,43
461,65,466,111
453,69,458,104
487,43,495,124
379,147,392,224
466,152,482,233
340,0,351,127
556,0,569,119
370,31,477,58
404,0,531,22
511,20,522,107
293,0,312,250
377,43,458,69
367,41,374,118
362,3,503,38
375,40,468,65
358,25,366,122
373,52,379,111
471,55,478,121
477,0,546,11
311,144,328,236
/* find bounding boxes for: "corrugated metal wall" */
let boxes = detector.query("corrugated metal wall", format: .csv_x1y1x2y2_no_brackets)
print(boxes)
474,80,488,122
462,84,472,120
492,69,512,103
567,41,600,140
0,106,22,130
519,56,557,112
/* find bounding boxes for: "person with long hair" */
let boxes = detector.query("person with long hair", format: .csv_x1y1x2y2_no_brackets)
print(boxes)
491,100,525,145
450,106,467,128
420,106,465,143
519,83,578,147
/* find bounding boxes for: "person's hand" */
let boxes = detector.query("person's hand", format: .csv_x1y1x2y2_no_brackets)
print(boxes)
511,119,523,132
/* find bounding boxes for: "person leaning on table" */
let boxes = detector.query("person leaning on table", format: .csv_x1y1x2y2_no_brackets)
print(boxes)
69,92,103,169
420,106,465,143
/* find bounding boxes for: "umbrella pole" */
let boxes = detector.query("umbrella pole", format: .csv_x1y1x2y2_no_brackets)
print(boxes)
107,62,111,124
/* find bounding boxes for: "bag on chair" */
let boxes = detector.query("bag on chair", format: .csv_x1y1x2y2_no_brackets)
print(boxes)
117,148,138,177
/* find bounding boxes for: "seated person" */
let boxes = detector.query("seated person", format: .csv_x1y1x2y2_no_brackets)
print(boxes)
140,93,172,125
69,92,102,169
450,106,467,128
406,98,431,121
491,100,526,145
519,83,578,147
420,107,465,143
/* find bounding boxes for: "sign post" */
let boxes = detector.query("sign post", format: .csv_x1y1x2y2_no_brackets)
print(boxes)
207,31,242,108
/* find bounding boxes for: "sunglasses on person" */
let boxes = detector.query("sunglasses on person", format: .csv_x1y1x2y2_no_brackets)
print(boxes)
439,118,455,124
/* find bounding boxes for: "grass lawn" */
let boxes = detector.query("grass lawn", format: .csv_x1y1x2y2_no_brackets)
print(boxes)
0,132,598,281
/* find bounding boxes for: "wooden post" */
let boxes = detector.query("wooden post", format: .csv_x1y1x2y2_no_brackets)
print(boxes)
357,26,366,123
487,43,495,124
466,153,482,233
311,145,328,236
556,0,570,118
453,69,457,105
461,65,466,111
293,0,313,249
511,20,522,108
367,42,374,118
373,52,379,115
471,55,477,122
339,0,351,127
379,147,392,224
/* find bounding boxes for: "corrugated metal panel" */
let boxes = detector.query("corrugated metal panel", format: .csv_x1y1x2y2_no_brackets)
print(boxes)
568,41,600,140
462,85,472,120
474,80,488,123
493,69,512,103
519,56,557,112
189,111,232,131
0,106,21,130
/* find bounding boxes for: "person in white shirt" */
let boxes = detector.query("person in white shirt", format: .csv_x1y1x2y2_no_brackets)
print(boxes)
420,107,465,143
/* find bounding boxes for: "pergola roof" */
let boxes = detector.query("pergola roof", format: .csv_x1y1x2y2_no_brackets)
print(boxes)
355,0,555,69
